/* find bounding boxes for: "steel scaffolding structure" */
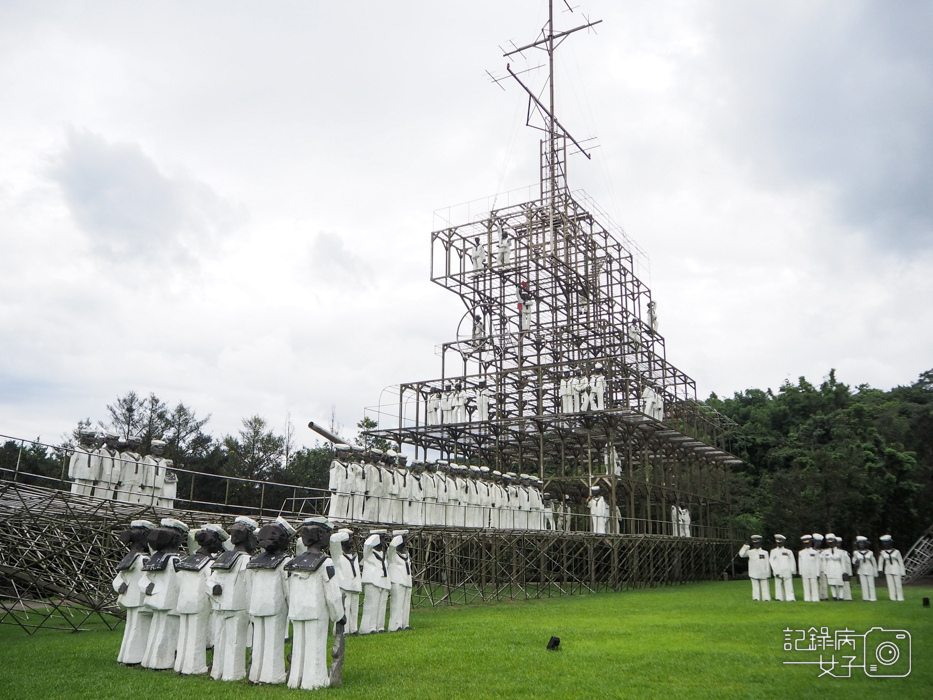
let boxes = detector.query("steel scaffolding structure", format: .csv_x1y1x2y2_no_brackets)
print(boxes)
366,3,742,536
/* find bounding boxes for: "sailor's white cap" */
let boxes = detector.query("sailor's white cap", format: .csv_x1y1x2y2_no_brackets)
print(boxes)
330,530,350,544
369,528,388,535
338,528,354,536
800,534,812,541
856,535,869,542
825,533,837,540
130,519,156,530
201,524,229,540
492,470,502,476
392,530,409,537
880,534,893,542
386,449,398,457
370,448,384,456
234,516,259,531
273,516,297,537
470,465,481,473
300,516,333,531
160,517,189,534
750,534,762,541
774,534,786,541
812,533,824,541
79,427,97,437
335,443,351,452
519,473,530,479
150,439,167,448
591,486,601,492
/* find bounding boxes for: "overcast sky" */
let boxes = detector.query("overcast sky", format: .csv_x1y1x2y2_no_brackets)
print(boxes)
2,0,931,448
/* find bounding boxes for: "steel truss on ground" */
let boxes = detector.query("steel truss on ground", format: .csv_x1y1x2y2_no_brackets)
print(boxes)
0,480,735,634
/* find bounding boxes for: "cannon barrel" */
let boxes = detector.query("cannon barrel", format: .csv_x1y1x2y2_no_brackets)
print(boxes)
307,421,349,445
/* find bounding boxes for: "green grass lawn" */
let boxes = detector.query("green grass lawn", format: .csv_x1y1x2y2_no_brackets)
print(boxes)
1,580,930,699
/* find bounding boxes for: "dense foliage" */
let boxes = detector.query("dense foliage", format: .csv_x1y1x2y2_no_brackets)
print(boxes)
707,369,933,547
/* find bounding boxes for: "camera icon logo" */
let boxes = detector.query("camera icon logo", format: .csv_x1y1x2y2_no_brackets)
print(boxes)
863,627,911,677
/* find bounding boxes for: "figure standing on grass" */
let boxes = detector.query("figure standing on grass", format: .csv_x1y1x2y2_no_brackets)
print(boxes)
878,535,905,601
797,535,820,602
139,518,188,669
852,536,878,602
820,533,847,601
208,516,259,682
330,528,362,635
247,516,295,685
174,524,227,675
387,530,413,631
113,519,155,665
769,535,796,601
738,535,771,601
587,486,609,535
285,517,346,691
359,529,390,634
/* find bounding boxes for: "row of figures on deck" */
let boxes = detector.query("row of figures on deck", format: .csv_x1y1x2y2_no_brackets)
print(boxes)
738,533,906,603
113,516,414,690
585,487,692,536
68,428,177,507
328,445,557,530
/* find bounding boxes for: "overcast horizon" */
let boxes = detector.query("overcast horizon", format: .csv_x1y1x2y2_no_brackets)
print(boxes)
2,1,931,447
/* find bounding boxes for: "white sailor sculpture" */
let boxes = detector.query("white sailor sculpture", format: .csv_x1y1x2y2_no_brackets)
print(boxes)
285,517,346,691
139,518,188,669
852,536,878,602
387,530,413,631
797,535,820,602
330,529,362,635
174,524,228,675
878,535,905,601
246,516,295,684
68,428,100,496
113,519,155,665
587,486,609,535
359,529,390,634
738,535,772,601
769,535,796,601
207,516,259,682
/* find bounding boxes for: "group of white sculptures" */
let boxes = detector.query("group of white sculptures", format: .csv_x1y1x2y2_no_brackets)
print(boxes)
738,533,906,602
113,516,413,690
327,445,560,530
68,428,177,507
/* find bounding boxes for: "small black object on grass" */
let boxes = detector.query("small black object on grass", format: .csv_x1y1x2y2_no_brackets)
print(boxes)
924,597,930,608
547,636,561,651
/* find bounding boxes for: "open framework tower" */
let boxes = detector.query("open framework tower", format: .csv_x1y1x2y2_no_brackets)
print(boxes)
368,4,741,537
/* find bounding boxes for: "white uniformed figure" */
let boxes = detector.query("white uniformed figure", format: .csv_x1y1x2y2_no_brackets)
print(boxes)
426,388,441,426
456,465,472,527
469,237,486,274
501,473,518,530
769,535,796,601
587,487,609,535
559,371,574,413
328,445,351,521
113,520,155,664
359,529,390,634
208,516,259,682
440,387,454,424
285,518,346,691
670,503,679,537
68,429,100,496
476,381,491,422
405,461,425,526
878,535,905,601
463,466,479,528
543,494,555,531
446,465,463,527
852,536,878,602
139,518,188,669
452,383,467,424
330,529,362,635
477,467,492,529
362,450,385,522
387,531,413,631
647,300,658,334
797,535,821,602
590,364,607,411
558,494,572,532
348,448,366,522
421,462,439,525
96,433,121,500
513,474,530,530
472,313,485,345
739,535,772,601
434,461,450,527
159,468,178,509
627,322,643,351
117,436,143,503
140,439,167,506
530,478,545,530
174,524,227,675
572,370,589,413
821,534,847,600
678,504,692,538
383,452,401,524
246,516,295,685
812,533,828,600
641,387,664,421
838,536,853,600
496,226,512,266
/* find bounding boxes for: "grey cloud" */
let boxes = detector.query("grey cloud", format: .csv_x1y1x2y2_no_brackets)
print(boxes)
704,2,933,252
50,129,237,264
307,231,372,286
